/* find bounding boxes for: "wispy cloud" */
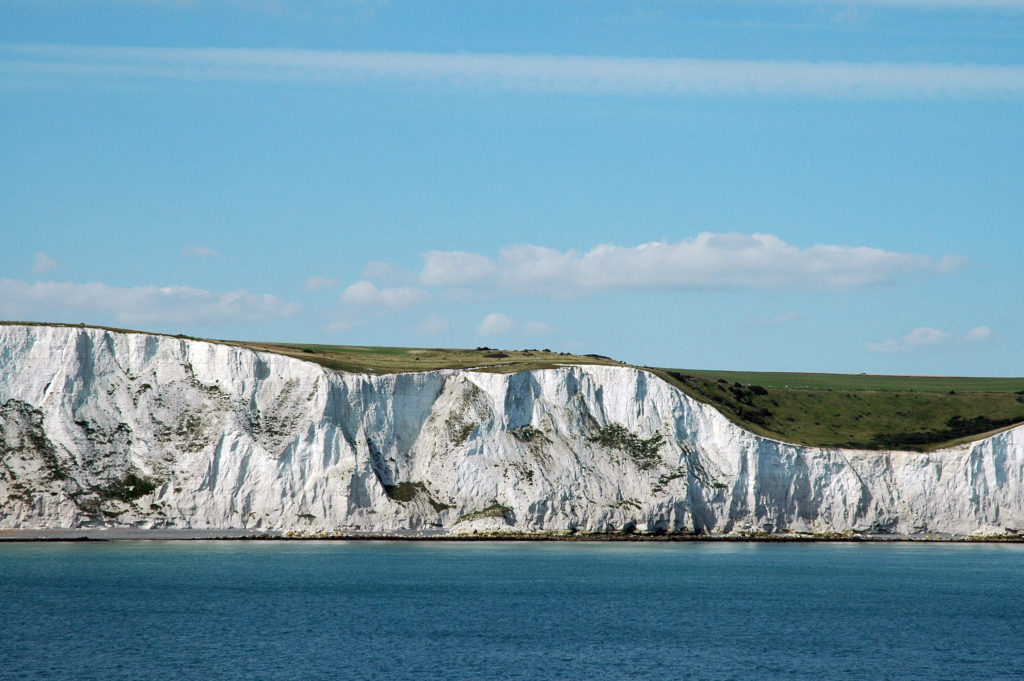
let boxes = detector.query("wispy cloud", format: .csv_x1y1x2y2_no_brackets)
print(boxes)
867,325,998,352
63,0,1024,10
418,233,963,298
339,280,427,309
109,0,307,9
820,0,1024,7
0,278,299,325
3,44,1024,99
31,252,58,274
476,313,551,338
182,245,219,258
964,325,998,343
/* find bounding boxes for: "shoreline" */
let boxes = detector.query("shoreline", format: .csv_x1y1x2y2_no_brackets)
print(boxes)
2,528,1022,543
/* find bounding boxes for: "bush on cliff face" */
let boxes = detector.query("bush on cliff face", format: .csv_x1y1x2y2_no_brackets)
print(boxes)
588,423,664,470
455,502,513,524
384,481,452,513
509,424,550,444
95,471,159,503
1,399,68,481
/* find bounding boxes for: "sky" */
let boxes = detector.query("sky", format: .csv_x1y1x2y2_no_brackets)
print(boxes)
1,0,1022,376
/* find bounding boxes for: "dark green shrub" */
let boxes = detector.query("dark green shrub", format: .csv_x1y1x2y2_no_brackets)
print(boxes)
588,423,664,470
96,472,158,503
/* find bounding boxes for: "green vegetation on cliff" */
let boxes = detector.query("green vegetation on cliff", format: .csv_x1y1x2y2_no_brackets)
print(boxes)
652,369,1024,452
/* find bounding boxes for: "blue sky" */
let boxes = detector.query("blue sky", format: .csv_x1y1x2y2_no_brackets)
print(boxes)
2,1,1022,375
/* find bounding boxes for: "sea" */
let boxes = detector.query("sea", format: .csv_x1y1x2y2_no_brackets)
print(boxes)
1,541,1022,680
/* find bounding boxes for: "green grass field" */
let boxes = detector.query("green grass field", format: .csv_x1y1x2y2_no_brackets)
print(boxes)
5,322,1024,451
651,368,1024,451
652,368,1024,393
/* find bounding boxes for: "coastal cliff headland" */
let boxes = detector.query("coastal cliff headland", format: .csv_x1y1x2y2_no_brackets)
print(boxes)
2,323,1022,539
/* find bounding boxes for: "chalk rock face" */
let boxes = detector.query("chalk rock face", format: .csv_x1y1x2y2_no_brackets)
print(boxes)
1,324,1022,536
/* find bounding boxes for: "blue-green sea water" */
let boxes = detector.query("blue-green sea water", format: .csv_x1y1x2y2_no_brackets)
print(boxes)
1,541,1022,680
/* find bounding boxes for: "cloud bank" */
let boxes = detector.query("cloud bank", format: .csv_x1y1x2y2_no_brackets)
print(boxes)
418,233,963,297
0,278,299,326
4,44,1024,99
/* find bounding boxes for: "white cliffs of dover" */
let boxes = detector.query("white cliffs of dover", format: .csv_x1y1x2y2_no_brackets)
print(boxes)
1,324,1022,537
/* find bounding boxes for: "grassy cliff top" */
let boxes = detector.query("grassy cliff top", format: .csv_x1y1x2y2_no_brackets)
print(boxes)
227,340,627,374
652,368,1024,393
651,369,1024,452
5,321,1024,451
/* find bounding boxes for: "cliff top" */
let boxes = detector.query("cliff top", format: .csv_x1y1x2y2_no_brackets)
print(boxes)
1,321,627,374
228,341,628,375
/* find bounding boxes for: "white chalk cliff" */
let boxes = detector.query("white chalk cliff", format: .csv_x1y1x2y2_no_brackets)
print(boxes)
1,324,1022,537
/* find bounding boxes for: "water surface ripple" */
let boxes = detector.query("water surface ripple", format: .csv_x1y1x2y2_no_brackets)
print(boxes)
1,541,1021,680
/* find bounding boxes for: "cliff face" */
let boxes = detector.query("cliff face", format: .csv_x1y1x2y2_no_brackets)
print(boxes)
1,324,1022,536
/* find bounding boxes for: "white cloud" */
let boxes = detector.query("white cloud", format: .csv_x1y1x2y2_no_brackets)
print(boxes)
867,325,998,353
5,44,1024,99
964,325,999,343
418,233,962,297
476,312,551,337
0,278,299,325
905,327,952,348
417,315,450,335
182,245,219,258
477,313,517,337
113,0,297,9
419,251,497,286
32,252,57,274
867,326,949,353
304,276,339,292
339,280,427,309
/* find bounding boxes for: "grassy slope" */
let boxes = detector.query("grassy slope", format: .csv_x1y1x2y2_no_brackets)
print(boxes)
653,368,1024,393
5,321,1024,450
650,368,1024,452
